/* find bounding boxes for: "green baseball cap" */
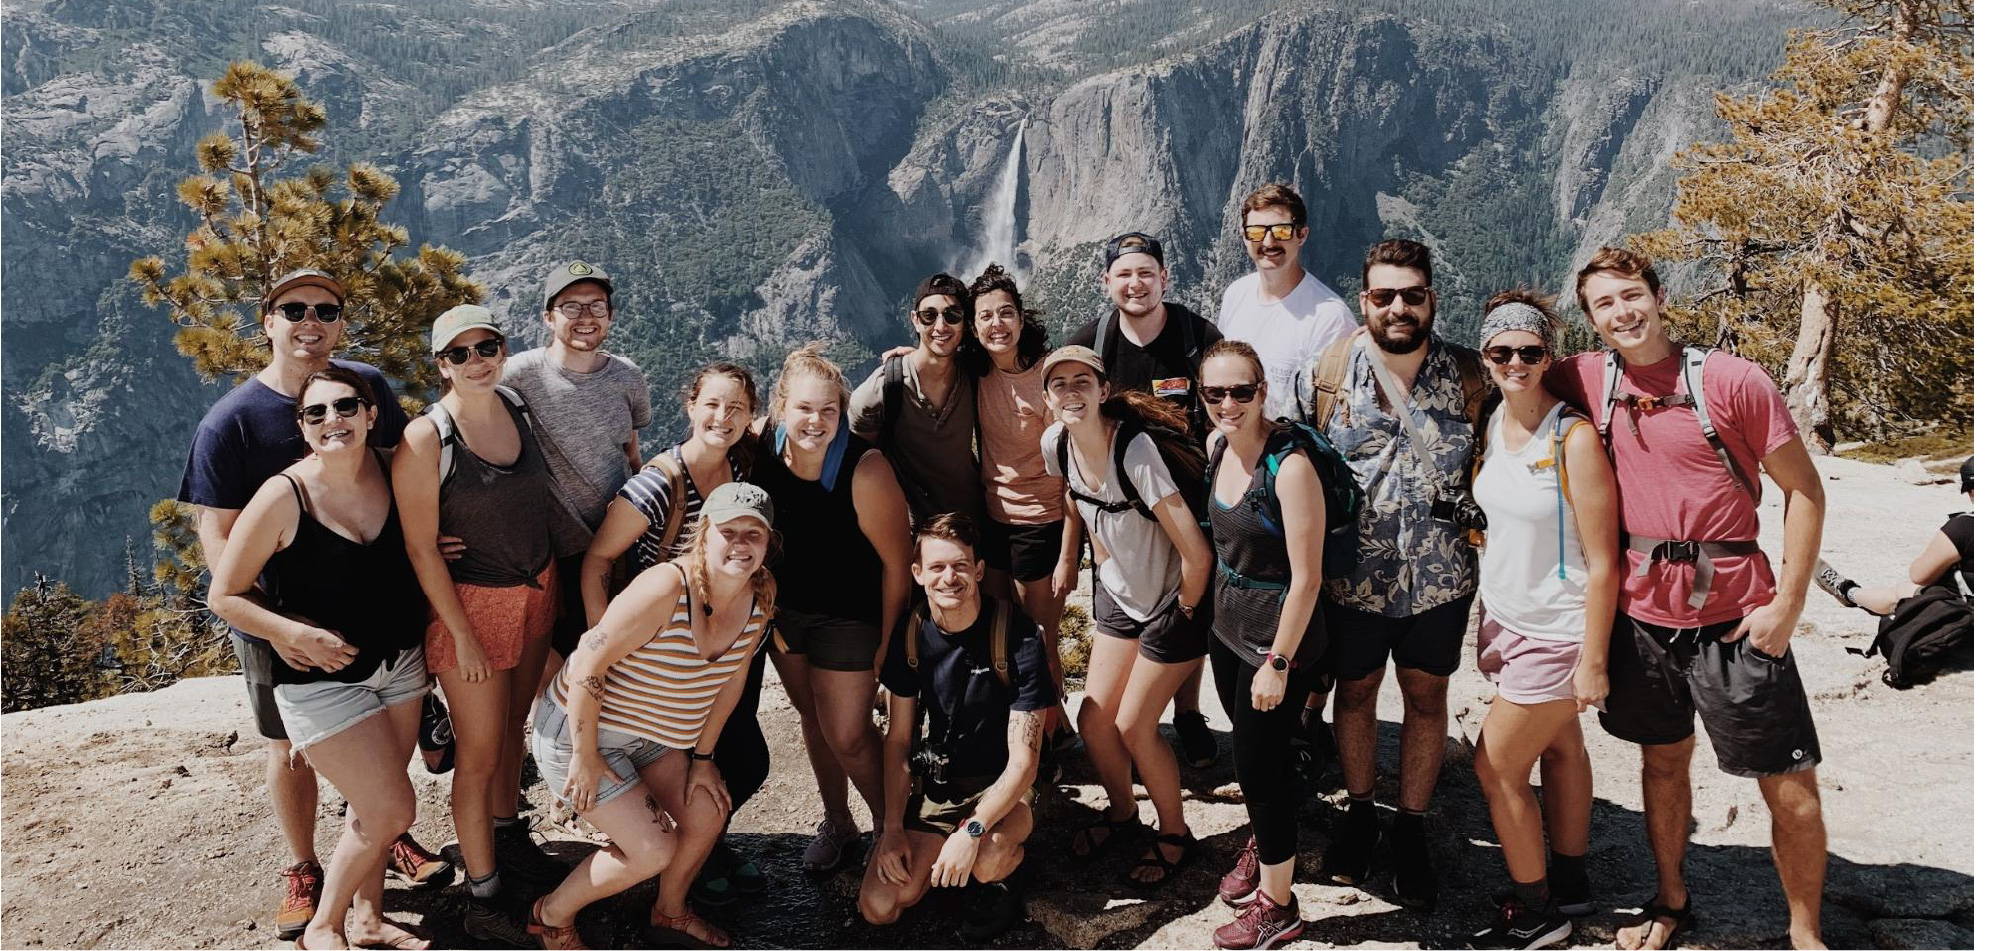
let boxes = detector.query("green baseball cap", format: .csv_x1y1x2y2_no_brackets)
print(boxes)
430,304,504,355
700,482,775,530
542,260,614,311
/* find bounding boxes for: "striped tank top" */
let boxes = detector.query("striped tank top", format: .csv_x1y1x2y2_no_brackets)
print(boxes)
553,564,767,749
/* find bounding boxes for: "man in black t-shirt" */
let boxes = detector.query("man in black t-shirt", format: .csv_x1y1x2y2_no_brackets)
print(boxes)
1061,232,1223,765
861,514,1057,941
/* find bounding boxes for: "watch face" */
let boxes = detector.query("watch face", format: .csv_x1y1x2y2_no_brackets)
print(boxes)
1270,655,1289,672
965,819,986,837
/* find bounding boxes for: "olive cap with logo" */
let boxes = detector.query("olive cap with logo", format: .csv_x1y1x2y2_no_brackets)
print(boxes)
264,268,346,309
542,260,614,311
700,482,775,531
430,304,505,355
1040,344,1107,381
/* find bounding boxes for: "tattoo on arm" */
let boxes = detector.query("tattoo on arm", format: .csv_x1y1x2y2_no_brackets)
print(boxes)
580,629,608,652
1009,709,1044,753
581,675,606,700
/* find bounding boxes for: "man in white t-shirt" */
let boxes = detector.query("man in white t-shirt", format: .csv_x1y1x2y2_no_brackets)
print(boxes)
1216,183,1357,421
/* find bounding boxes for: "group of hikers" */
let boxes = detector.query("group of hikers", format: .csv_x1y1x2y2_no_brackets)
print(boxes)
181,181,1877,951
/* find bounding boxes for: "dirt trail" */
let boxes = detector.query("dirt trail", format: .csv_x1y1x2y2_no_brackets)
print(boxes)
0,454,1972,949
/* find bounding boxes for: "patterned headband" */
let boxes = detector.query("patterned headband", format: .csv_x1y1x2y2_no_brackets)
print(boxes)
1478,301,1555,352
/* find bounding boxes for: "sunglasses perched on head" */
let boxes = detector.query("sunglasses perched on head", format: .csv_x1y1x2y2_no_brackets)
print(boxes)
296,395,370,425
1242,222,1298,242
437,338,504,365
275,302,344,323
914,306,965,326
1483,345,1549,366
1360,286,1431,308
1198,383,1262,404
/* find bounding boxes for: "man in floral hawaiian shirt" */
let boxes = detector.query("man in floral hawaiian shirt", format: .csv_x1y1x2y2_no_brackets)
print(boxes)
1309,238,1488,912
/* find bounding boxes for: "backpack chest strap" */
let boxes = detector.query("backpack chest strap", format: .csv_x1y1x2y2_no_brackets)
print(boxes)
1626,535,1764,610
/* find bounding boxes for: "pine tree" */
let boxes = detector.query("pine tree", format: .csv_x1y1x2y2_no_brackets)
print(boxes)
1632,0,1971,449
2,576,106,712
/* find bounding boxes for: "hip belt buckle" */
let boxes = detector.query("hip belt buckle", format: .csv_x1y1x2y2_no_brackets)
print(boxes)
1650,540,1701,563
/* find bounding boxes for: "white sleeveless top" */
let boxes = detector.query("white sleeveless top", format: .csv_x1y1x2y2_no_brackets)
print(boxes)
1474,401,1588,642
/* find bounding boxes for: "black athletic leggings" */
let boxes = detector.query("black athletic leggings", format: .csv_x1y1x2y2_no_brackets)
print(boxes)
712,645,771,810
1209,640,1313,866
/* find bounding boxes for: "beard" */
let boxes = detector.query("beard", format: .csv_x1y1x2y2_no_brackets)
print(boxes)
1368,314,1432,354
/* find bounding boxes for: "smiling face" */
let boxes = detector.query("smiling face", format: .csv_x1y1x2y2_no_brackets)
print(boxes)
778,375,843,455
702,514,771,582
911,533,982,613
263,285,346,362
1243,206,1307,274
1102,253,1166,319
973,289,1022,358
1577,270,1668,355
1043,362,1104,428
1482,329,1551,396
296,378,375,455
545,280,613,354
911,293,964,358
685,373,752,452
1361,262,1436,355
1198,353,1264,435
437,328,506,393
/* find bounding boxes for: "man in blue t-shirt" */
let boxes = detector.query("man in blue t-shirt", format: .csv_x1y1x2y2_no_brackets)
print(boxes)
860,513,1057,942
174,270,443,940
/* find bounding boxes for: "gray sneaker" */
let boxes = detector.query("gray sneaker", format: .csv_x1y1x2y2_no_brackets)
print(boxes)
463,894,533,948
1813,561,1864,610
799,818,861,873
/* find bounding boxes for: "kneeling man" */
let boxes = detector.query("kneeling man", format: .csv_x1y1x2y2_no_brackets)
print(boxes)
861,513,1059,940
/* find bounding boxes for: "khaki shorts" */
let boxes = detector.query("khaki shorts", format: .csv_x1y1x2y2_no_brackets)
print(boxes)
904,774,1035,837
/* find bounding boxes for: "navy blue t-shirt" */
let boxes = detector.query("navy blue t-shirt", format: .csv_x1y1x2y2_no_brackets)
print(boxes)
880,595,1058,778
177,359,407,641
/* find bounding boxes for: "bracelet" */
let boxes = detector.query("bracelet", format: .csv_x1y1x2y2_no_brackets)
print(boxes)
688,750,715,762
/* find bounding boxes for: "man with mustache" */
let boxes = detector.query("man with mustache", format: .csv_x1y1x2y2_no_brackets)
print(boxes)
851,272,985,525
1217,184,1357,423
1307,238,1488,912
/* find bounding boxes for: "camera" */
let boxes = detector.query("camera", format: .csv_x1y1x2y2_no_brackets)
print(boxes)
909,744,950,786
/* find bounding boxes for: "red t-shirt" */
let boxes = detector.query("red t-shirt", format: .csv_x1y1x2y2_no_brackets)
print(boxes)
1546,349,1797,627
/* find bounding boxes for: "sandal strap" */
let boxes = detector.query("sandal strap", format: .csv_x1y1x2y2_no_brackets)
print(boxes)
527,899,582,943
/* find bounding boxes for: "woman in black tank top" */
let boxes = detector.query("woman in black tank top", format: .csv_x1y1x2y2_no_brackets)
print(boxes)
209,367,431,951
751,345,912,868
1199,341,1330,943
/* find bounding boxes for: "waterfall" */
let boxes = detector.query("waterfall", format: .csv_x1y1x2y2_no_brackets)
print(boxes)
961,119,1026,278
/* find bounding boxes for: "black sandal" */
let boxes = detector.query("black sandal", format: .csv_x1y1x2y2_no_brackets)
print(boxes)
1125,831,1197,887
1070,810,1144,860
1619,894,1694,950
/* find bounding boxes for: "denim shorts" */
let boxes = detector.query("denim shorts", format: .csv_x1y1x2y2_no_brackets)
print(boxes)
530,685,674,810
272,646,429,754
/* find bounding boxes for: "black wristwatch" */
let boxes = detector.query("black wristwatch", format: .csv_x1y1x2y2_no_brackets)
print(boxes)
1267,652,1291,673
960,818,986,839
689,750,715,762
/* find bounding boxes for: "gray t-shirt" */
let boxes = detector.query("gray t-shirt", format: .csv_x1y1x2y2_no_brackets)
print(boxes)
1040,421,1183,622
502,347,652,534
849,356,982,522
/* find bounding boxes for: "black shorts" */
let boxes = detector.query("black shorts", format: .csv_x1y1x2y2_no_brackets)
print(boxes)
773,608,882,673
1093,587,1210,666
1597,614,1823,778
981,518,1063,583
549,552,588,657
904,773,1035,837
1328,595,1474,682
232,635,288,741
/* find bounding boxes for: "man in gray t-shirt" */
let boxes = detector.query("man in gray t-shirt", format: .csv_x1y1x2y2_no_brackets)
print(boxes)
502,260,652,662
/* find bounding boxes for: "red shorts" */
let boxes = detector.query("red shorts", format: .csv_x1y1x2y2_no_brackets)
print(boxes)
426,562,558,674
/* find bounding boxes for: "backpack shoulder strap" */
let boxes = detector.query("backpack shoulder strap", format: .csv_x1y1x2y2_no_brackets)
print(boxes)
1678,348,1758,503
1446,342,1490,422
424,403,459,484
902,604,926,673
1597,350,1626,444
1469,393,1503,489
1111,422,1156,521
655,450,690,553
879,355,907,445
1093,314,1111,356
1311,334,1357,429
990,598,1012,687
1550,404,1591,508
1172,303,1204,369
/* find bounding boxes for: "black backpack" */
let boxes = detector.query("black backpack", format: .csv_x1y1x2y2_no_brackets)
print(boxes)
1210,420,1366,580
1057,416,1210,529
1849,587,1973,689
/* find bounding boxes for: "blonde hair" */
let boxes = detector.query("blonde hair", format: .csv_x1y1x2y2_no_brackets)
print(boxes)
675,511,780,619
771,342,851,417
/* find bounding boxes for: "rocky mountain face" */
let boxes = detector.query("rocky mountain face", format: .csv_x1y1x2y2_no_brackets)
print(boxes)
2,0,1789,596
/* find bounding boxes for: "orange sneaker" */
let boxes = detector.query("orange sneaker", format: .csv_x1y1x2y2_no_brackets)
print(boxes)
387,833,453,887
276,860,322,941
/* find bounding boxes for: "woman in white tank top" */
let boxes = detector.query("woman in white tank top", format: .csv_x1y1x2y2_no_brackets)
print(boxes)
1465,294,1622,948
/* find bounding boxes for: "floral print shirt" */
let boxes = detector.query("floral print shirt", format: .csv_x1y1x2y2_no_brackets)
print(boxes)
1321,341,1479,616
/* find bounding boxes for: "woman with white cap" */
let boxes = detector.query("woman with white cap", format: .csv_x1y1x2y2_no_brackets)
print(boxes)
524,482,778,950
394,305,576,943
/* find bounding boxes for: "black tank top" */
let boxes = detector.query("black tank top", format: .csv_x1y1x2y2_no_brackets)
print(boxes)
263,450,428,686
433,396,557,588
755,425,884,623
1209,434,1327,670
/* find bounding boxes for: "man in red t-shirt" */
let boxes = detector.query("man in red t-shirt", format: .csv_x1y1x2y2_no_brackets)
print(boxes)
1547,247,1829,951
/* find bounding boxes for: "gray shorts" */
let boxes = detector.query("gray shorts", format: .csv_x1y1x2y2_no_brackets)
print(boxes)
530,685,674,810
272,646,429,754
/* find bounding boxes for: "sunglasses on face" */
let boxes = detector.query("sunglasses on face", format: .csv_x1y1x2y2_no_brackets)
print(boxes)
275,302,344,323
1198,383,1262,404
1361,285,1432,308
1483,345,1550,366
1242,222,1298,242
913,306,965,326
296,395,369,425
555,300,610,319
436,338,504,365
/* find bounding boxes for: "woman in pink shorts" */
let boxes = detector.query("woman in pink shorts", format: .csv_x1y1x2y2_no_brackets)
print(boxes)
1465,292,1621,949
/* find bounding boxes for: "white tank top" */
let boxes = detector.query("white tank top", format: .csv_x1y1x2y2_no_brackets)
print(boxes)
1474,401,1588,642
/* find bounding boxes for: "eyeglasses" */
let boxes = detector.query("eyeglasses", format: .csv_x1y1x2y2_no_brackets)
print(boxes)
1242,222,1298,242
296,395,369,425
1483,345,1549,366
1361,286,1431,308
1198,383,1262,404
555,300,610,319
437,338,504,365
914,306,965,326
275,302,344,323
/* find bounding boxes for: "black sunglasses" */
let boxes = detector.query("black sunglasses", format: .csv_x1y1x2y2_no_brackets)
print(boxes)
1198,383,1262,404
296,395,369,425
437,338,504,365
1361,286,1431,308
275,302,344,323
913,306,965,326
1242,222,1298,242
1483,345,1549,366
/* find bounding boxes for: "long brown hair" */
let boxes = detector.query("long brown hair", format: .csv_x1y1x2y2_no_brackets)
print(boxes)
680,361,761,477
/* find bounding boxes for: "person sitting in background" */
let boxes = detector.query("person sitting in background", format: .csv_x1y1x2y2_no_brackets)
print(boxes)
1816,456,1973,615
